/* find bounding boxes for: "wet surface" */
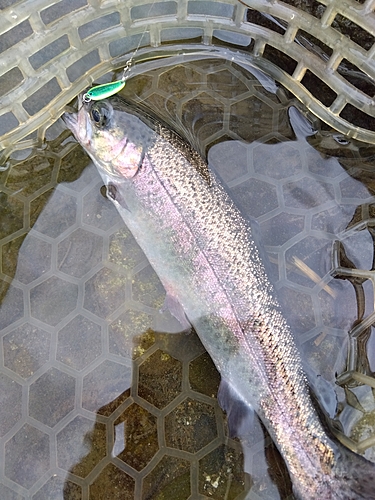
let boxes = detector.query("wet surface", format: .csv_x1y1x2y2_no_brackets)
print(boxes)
1,58,375,498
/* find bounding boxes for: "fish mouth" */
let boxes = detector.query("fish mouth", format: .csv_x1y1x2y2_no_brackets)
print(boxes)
62,93,84,133
62,112,78,134
62,108,92,147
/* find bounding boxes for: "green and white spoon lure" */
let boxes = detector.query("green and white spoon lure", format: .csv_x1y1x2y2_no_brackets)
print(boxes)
83,80,126,102
82,58,132,102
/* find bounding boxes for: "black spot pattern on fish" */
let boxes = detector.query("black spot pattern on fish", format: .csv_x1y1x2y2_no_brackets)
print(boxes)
158,124,212,186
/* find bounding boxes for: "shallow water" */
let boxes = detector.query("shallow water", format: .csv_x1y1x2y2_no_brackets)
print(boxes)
1,56,375,499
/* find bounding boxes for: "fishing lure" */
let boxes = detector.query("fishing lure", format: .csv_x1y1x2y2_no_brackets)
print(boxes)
83,57,133,103
83,80,126,103
81,2,153,104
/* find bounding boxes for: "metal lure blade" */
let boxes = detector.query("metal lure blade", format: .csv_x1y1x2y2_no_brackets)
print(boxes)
83,80,126,102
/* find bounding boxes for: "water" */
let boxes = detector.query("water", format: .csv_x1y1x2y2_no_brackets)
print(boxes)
1,55,375,499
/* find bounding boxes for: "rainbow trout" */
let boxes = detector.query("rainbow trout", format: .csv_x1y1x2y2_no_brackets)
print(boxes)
63,95,375,499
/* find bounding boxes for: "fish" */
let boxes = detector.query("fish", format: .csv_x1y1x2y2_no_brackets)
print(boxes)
63,94,375,499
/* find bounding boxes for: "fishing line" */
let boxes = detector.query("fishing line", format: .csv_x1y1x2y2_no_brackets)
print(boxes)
83,0,156,103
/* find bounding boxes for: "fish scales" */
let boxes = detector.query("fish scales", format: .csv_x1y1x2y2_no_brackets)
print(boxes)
140,128,335,483
63,95,375,499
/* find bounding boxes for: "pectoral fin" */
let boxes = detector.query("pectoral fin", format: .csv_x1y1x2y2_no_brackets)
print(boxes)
218,378,254,439
105,183,130,212
153,293,192,334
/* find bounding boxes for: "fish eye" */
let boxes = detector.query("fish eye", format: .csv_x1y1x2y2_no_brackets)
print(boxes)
90,103,111,128
92,108,100,123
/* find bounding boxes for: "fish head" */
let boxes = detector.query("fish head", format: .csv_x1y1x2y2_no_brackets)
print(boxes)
62,93,152,179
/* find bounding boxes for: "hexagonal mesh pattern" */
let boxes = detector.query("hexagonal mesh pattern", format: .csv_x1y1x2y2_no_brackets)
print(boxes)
1,56,375,498
1,0,375,163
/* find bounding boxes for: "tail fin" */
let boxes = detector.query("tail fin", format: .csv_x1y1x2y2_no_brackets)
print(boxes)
332,442,375,499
